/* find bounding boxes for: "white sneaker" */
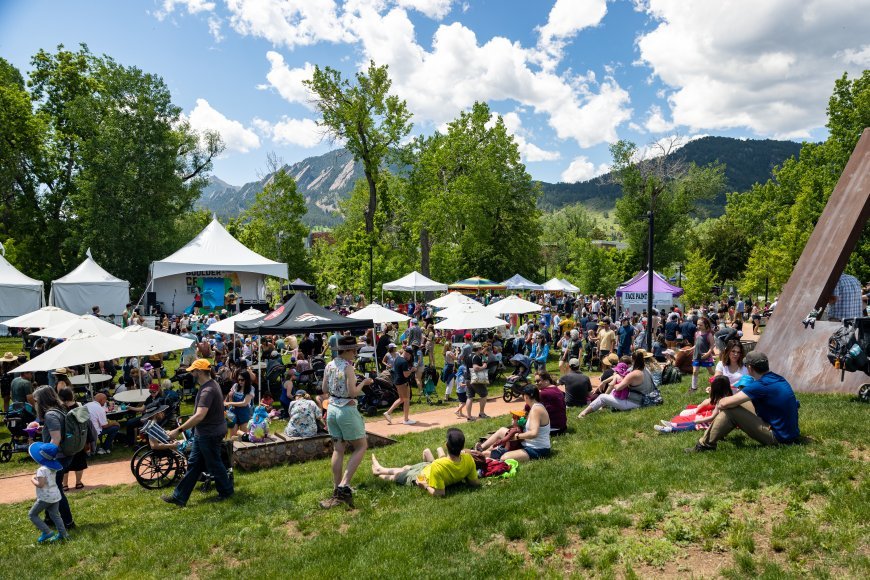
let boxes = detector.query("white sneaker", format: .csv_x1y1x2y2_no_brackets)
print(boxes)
654,425,673,433
97,448,108,455
402,419,417,425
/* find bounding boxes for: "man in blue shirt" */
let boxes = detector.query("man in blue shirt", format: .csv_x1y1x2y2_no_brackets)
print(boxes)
616,318,634,357
679,316,697,347
687,351,800,452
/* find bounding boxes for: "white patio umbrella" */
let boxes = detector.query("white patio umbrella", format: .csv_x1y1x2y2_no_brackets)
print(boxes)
32,314,121,339
207,308,264,334
3,306,79,329
428,291,474,309
110,325,195,394
485,295,542,315
436,299,486,319
15,330,128,396
434,304,509,330
347,303,410,325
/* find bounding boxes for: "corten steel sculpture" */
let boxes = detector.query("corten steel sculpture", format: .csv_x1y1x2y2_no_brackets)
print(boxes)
756,128,870,393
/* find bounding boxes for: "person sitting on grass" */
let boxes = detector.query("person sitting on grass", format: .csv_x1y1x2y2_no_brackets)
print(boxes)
578,351,654,417
714,340,749,387
655,376,734,433
524,371,566,433
478,385,552,463
371,428,479,497
686,351,800,453
284,390,324,438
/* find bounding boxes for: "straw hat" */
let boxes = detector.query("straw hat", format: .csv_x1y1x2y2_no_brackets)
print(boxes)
1,352,16,362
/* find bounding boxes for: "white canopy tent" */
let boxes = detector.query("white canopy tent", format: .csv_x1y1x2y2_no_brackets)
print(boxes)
559,278,580,293
32,314,121,339
382,271,448,300
2,306,79,329
348,304,410,325
428,291,475,309
541,278,573,292
485,295,542,315
434,304,509,330
0,253,45,331
148,218,288,314
49,250,129,316
207,308,265,335
501,274,543,291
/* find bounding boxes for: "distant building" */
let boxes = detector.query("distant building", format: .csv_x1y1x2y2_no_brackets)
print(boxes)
591,240,628,250
305,231,335,249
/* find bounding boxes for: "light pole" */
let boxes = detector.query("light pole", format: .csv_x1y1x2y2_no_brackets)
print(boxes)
646,210,654,351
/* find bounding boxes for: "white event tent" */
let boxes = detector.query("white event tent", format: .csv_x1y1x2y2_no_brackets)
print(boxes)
49,250,129,316
147,218,288,314
0,252,45,330
382,271,448,293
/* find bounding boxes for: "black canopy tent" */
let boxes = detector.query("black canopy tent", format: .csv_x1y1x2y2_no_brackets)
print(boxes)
235,292,372,335
282,278,315,292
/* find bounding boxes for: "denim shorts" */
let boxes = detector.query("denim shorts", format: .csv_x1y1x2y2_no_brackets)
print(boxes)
692,360,715,368
326,403,366,441
491,445,551,461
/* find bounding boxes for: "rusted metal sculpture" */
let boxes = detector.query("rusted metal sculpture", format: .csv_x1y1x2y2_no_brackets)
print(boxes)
756,128,870,393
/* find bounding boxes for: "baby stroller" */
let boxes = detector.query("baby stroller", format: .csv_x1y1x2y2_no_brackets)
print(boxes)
419,365,441,405
170,369,198,401
0,403,38,462
359,371,400,416
583,340,600,372
502,354,532,402
311,356,327,383
263,364,287,401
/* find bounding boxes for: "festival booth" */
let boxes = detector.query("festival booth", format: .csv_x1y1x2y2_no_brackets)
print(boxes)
236,292,373,336
449,276,507,294
501,274,543,291
382,271,448,307
49,250,129,317
0,253,45,332
147,218,288,314
616,270,683,315
541,278,574,292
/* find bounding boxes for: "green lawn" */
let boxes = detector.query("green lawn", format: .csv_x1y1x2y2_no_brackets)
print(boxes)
0,363,866,578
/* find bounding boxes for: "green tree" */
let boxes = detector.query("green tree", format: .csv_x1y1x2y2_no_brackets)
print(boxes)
681,248,716,308
304,61,412,298
729,71,870,295
611,138,726,272
401,102,541,282
235,158,310,281
687,215,752,283
1,45,222,291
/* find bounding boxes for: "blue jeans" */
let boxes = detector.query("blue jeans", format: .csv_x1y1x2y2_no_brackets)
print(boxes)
171,435,233,504
101,425,120,451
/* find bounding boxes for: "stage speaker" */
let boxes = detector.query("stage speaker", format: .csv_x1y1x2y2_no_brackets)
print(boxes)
145,291,157,311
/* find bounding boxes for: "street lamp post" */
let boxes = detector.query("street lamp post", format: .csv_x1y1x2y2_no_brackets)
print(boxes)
646,210,654,351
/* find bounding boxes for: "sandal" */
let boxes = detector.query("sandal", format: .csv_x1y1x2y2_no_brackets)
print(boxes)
75,483,84,490
62,485,69,492
466,416,477,422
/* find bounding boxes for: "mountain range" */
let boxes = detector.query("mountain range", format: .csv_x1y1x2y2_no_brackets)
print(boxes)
197,136,803,226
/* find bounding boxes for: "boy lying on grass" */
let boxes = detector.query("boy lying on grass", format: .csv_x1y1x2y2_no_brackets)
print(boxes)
371,428,480,497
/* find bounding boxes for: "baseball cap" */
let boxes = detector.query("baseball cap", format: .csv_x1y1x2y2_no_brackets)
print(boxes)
464,333,472,340
744,351,768,369
148,384,160,393
184,359,212,372
568,358,581,369
294,389,308,397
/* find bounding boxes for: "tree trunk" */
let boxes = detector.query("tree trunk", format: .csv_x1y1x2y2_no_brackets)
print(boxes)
420,227,433,301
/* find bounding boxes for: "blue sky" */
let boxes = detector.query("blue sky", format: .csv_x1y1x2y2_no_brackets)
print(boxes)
2,0,869,186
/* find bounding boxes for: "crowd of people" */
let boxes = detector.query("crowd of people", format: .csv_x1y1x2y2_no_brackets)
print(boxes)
11,275,868,535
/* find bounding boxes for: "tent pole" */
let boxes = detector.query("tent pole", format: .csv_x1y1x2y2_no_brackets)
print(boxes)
257,337,261,405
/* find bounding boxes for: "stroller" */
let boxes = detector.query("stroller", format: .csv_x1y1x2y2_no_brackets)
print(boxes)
502,355,531,402
263,364,287,401
0,403,38,462
419,365,441,405
359,370,400,416
583,340,600,372
170,369,198,401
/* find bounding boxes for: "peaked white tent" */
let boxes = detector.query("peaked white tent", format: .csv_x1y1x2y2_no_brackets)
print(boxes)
49,250,129,316
0,253,45,329
148,218,288,314
501,274,543,291
382,271,448,293
559,278,580,293
541,277,575,293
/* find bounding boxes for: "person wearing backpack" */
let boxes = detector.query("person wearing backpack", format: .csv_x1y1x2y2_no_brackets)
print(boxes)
33,386,81,531
57,388,89,491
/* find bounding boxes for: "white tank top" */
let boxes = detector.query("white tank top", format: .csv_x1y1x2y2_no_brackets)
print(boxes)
523,403,551,450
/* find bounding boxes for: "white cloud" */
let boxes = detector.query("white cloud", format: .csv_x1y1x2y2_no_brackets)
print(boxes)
254,116,324,148
344,7,632,149
643,104,674,133
560,156,610,183
536,0,607,69
187,98,260,153
396,0,454,19
156,0,215,20
499,112,560,162
225,0,354,49
637,0,870,138
207,16,223,41
260,51,316,108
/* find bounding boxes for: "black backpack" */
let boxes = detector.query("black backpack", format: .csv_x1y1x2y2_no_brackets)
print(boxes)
661,364,682,385
827,323,868,374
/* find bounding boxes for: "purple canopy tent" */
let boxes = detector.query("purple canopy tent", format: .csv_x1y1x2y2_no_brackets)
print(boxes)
616,271,683,316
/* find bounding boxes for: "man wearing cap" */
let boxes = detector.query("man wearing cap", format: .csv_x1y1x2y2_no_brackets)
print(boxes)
688,351,800,453
320,336,374,509
408,319,423,347
559,359,592,407
616,318,634,357
163,359,234,506
597,320,616,359
465,343,490,420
